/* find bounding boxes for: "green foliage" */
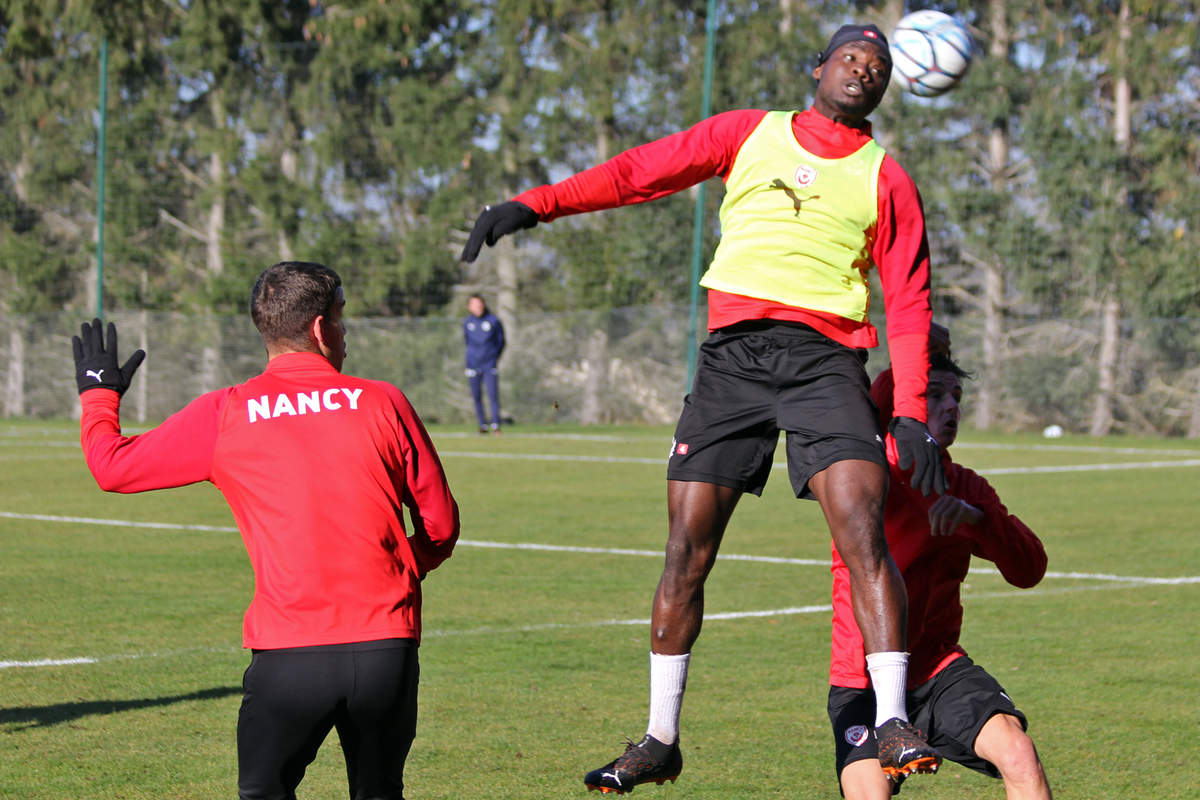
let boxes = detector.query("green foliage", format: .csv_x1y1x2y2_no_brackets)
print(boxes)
0,1,1197,432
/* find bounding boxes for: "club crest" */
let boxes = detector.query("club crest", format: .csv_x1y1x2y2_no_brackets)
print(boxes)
845,724,870,747
794,164,818,188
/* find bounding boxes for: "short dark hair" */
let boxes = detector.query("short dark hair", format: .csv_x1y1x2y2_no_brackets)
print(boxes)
250,261,342,347
931,351,972,379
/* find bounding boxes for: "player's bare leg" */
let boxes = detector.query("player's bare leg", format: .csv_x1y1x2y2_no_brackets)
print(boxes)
973,714,1053,799
584,480,740,794
810,459,940,779
651,480,741,654
839,759,894,800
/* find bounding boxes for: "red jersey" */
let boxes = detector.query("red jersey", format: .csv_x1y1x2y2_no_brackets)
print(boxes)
828,369,1047,689
80,352,460,650
513,108,933,421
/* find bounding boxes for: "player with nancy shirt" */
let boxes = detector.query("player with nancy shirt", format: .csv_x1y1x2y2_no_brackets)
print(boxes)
72,261,458,800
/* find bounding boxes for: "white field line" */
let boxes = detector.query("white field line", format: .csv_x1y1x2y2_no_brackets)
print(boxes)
439,450,664,465
1,579,1173,670
3,511,1197,586
4,446,1199,669
0,645,241,670
955,442,1200,457
977,459,1200,475
437,449,1200,475
12,444,1200,474
0,440,79,447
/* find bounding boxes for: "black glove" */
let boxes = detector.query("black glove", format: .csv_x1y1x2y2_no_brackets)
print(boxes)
72,318,145,396
889,416,947,496
460,201,538,262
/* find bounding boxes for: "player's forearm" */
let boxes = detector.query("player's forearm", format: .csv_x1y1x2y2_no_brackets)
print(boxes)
965,492,1047,587
886,332,930,422
398,412,460,575
407,496,460,577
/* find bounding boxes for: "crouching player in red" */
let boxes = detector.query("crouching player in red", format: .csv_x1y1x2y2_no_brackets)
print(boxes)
828,336,1054,799
71,261,459,800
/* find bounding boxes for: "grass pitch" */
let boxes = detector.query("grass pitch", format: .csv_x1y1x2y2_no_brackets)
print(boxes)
2,419,1198,799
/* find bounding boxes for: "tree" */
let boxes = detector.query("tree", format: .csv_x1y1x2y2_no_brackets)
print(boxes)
1026,0,1199,434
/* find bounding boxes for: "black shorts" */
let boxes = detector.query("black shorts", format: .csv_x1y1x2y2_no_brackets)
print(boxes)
668,321,885,498
237,638,419,800
828,656,1028,792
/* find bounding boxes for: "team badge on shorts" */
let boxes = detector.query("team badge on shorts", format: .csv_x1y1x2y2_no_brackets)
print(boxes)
670,438,689,457
845,724,871,748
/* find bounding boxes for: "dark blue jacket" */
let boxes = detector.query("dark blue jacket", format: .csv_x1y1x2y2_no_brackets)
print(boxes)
463,312,505,370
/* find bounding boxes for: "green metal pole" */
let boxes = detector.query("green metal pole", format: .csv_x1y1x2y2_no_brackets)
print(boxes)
686,0,718,390
96,38,108,319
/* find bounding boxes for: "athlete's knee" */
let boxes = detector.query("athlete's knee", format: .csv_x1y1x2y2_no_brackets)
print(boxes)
839,759,892,800
661,535,714,589
978,716,1045,787
995,733,1045,784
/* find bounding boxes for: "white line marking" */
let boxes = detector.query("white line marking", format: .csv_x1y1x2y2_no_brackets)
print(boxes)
439,451,664,465
0,511,237,533
0,440,79,448
6,581,1176,669
423,605,835,638
969,565,1200,585
0,657,97,669
3,512,1195,584
978,459,1200,475
0,645,242,670
956,442,1200,457
437,450,1200,473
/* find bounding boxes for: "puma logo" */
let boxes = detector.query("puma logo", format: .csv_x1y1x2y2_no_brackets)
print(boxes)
86,369,104,383
601,772,622,786
770,178,810,216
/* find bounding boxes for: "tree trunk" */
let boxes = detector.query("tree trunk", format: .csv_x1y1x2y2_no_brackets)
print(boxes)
976,264,1003,429
1089,293,1119,435
974,0,1012,431
1089,0,1131,437
5,326,24,417
495,237,518,345
580,327,609,424
1188,371,1200,439
278,146,297,261
207,89,226,277
133,309,149,423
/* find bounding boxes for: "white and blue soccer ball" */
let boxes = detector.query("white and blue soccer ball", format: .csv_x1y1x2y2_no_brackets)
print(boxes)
889,10,974,97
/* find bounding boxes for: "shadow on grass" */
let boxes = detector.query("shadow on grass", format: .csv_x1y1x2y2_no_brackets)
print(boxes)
0,686,241,731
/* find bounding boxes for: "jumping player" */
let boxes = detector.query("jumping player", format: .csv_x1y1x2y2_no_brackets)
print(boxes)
829,342,1053,798
462,23,946,793
71,261,459,800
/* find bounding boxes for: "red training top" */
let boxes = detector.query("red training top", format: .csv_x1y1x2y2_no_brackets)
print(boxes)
828,368,1048,689
80,352,460,649
514,108,933,421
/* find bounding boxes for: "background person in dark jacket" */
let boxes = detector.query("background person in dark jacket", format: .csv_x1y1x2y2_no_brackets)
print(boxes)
463,293,505,434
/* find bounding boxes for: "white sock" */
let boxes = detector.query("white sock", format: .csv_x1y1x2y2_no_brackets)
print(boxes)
865,651,909,727
646,652,689,745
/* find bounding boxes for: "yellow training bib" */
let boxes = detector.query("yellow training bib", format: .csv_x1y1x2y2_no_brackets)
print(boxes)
700,110,885,323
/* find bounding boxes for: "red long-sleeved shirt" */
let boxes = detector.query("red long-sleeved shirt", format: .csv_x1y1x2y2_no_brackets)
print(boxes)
828,369,1048,688
80,352,459,649
514,108,933,421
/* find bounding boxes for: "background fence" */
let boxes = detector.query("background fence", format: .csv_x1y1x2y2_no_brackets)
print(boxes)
6,307,1199,436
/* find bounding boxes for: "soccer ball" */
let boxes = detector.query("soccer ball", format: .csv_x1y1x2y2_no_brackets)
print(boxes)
889,10,974,97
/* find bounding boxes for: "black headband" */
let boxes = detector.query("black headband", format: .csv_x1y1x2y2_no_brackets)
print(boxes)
816,24,891,65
